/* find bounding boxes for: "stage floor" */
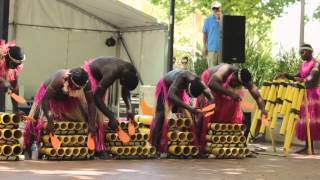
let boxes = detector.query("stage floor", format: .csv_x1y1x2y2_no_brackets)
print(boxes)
0,145,319,180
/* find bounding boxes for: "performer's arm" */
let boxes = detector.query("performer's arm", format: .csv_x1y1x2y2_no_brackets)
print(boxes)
245,83,267,116
202,81,215,104
40,84,56,133
9,78,19,114
83,82,97,135
208,74,238,99
121,86,134,120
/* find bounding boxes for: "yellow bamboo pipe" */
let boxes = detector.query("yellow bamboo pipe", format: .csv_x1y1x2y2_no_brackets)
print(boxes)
223,148,232,156
136,133,143,141
12,145,22,156
2,129,12,140
1,145,12,156
219,136,227,144
63,148,73,156
209,123,220,131
280,83,293,115
226,136,232,144
205,146,212,153
108,147,124,155
230,148,238,156
76,135,86,145
0,113,10,124
74,122,82,131
206,135,212,141
212,135,220,143
42,135,51,144
211,148,225,156
68,136,77,146
225,124,232,131
72,148,80,156
244,148,250,156
259,102,274,134
239,124,246,132
136,122,144,129
123,147,130,156
79,147,88,156
136,146,143,155
57,122,68,131
168,118,176,128
181,146,191,156
238,148,245,156
130,134,137,141
88,149,95,156
57,148,65,157
178,132,187,141
231,136,239,143
106,133,118,141
135,115,153,125
232,124,240,131
40,148,56,156
147,146,156,155
190,146,199,156
169,145,182,155
220,124,227,131
13,129,22,139
59,136,71,145
186,132,194,141
280,84,297,134
129,147,137,155
176,118,184,128
67,122,75,130
270,103,280,129
183,118,192,128
9,114,20,124
168,131,178,141
82,123,88,130
143,133,149,141
239,136,246,143
303,89,312,155
120,121,127,129
142,147,148,155
247,108,261,144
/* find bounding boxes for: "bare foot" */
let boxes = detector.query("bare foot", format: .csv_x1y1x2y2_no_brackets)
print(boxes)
295,147,308,154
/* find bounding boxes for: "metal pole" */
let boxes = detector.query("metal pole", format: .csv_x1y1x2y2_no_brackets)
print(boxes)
0,0,10,112
299,0,305,46
167,0,175,72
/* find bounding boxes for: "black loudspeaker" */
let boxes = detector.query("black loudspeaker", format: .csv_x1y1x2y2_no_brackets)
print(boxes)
221,15,246,63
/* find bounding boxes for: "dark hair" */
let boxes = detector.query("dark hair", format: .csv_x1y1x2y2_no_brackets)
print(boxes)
8,46,25,61
120,71,139,91
189,77,204,97
235,68,252,84
69,68,88,87
301,43,312,49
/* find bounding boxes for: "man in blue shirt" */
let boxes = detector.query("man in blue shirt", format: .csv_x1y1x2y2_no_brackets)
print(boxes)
202,1,221,68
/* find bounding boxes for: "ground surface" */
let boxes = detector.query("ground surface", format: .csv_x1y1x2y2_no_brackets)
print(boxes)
1,145,319,180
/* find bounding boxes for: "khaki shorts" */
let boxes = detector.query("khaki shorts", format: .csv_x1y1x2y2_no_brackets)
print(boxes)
207,51,220,68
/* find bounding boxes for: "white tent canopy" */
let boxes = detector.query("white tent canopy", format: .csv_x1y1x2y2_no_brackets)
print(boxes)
7,0,168,100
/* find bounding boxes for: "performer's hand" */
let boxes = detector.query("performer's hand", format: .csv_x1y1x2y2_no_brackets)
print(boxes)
127,111,135,121
261,110,268,118
191,107,203,115
230,93,241,101
108,119,119,131
294,77,304,82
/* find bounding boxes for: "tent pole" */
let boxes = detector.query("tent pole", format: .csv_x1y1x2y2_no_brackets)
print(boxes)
167,0,175,72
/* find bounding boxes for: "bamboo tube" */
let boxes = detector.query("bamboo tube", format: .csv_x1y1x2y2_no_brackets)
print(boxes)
176,118,184,128
247,108,261,144
230,148,238,156
42,135,51,144
244,148,250,155
123,147,130,156
178,132,187,141
67,122,75,130
2,129,12,140
190,146,199,156
69,136,77,146
136,146,143,155
231,136,239,143
280,84,297,135
106,133,118,141
0,130,2,138
139,127,150,134
63,148,73,156
205,146,212,153
186,132,194,141
168,131,178,141
143,133,149,141
239,124,246,132
12,145,22,156
226,136,232,144
183,118,192,128
239,136,246,143
9,114,20,124
13,129,22,139
72,148,80,156
76,135,86,145
219,136,227,144
40,148,56,156
211,148,225,156
209,123,220,131
57,148,65,157
142,147,148,155
129,147,137,155
136,133,143,141
220,124,227,131
227,124,233,131
120,121,127,129
60,136,71,145
238,148,245,156
108,147,124,155
148,147,156,155
169,145,182,155
223,148,232,156
136,122,144,129
0,113,10,124
2,145,12,156
181,146,191,156
212,136,220,143
88,149,95,156
74,122,82,131
134,115,153,125
82,123,88,130
79,147,88,156
57,122,68,131
232,124,240,131
130,134,137,141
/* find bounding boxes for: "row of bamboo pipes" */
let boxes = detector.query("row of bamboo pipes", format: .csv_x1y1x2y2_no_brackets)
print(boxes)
0,129,22,140
168,118,192,129
208,123,246,132
247,80,306,154
168,145,199,156
107,146,156,156
0,145,22,156
42,135,88,146
43,121,88,131
106,133,149,142
168,131,194,142
0,113,19,125
206,135,246,144
40,147,94,157
206,147,250,157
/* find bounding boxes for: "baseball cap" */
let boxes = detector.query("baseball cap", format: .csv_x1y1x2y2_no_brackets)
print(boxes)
211,1,221,9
